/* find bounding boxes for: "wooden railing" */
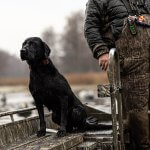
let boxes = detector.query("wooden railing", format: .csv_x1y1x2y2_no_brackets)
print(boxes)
0,106,37,122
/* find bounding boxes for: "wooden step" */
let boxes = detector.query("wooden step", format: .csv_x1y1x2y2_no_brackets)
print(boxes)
3,133,84,150
84,136,112,148
77,141,97,150
84,130,112,138
84,131,113,150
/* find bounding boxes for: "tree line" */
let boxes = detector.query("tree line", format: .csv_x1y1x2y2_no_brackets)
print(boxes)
0,50,29,78
42,11,100,74
0,11,100,78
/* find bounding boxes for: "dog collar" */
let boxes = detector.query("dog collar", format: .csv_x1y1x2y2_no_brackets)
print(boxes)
28,59,49,71
42,59,49,65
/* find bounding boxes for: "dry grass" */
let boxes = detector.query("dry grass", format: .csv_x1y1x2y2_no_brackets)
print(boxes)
0,78,28,86
0,72,108,86
65,72,108,85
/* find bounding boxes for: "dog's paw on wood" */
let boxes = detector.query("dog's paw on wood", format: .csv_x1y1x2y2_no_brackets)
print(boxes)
37,130,46,137
57,128,66,137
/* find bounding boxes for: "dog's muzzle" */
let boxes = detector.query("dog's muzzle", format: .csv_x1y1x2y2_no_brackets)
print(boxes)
20,49,28,60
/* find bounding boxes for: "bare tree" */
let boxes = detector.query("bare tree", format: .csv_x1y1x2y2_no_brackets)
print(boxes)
42,27,56,50
0,51,9,74
42,27,62,69
0,50,28,78
61,11,99,73
42,11,100,73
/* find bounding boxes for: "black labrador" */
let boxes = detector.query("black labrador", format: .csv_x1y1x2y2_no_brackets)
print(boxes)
20,37,111,137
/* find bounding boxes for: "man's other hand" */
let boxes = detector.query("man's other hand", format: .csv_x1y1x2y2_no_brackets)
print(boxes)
98,53,109,71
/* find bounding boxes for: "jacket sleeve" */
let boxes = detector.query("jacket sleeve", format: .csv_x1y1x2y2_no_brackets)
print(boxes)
84,0,109,59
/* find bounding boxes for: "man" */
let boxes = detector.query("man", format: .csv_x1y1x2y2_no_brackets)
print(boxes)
84,0,150,149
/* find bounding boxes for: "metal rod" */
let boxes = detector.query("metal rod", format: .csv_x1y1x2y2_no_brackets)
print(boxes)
110,89,118,150
108,48,125,150
0,107,36,118
10,114,14,122
108,48,119,150
115,50,125,150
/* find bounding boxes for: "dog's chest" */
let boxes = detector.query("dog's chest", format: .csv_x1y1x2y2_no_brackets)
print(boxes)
30,72,51,91
29,79,61,108
30,73,65,95
29,71,72,111
31,87,61,109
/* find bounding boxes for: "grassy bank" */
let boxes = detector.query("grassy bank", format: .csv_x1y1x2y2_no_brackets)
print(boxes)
0,72,108,86
65,72,108,85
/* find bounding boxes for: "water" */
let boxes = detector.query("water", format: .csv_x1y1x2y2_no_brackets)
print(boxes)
0,86,111,125
0,90,37,125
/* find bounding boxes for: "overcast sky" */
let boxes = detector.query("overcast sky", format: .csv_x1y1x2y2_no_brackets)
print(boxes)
0,0,88,56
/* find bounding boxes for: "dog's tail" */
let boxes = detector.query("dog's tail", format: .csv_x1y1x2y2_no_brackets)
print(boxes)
84,116,112,130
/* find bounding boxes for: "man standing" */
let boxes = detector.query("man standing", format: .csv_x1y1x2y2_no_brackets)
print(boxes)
84,0,150,149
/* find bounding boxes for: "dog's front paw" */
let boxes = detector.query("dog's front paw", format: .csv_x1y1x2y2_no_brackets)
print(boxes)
57,128,66,137
37,130,46,137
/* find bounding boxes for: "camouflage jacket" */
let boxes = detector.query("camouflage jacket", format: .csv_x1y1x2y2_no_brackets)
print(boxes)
84,0,150,59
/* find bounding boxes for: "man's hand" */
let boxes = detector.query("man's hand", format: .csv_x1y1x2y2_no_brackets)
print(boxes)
98,53,109,71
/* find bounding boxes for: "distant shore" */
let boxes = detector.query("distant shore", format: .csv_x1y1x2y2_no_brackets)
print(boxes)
0,72,108,86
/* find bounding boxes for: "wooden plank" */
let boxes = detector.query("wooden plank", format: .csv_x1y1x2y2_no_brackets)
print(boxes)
14,134,84,150
77,141,97,150
85,104,106,114
0,114,58,148
84,130,112,137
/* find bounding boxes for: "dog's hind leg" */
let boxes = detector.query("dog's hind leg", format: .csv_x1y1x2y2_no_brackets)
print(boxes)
71,106,87,130
71,107,112,131
52,112,60,125
52,112,73,133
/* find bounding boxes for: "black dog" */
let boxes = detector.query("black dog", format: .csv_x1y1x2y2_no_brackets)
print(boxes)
20,37,111,137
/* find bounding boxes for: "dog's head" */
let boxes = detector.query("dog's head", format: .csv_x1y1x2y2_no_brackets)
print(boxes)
20,37,51,61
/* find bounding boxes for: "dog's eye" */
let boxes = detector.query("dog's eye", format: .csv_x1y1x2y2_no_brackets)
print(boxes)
28,42,33,46
23,42,27,46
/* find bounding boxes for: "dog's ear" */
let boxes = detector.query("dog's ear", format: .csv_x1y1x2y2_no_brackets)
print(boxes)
43,42,51,58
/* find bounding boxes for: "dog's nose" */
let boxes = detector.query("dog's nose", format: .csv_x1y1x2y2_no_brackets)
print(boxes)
20,49,28,60
20,49,26,53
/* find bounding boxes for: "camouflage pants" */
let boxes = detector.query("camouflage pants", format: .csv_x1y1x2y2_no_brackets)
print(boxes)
115,15,150,148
